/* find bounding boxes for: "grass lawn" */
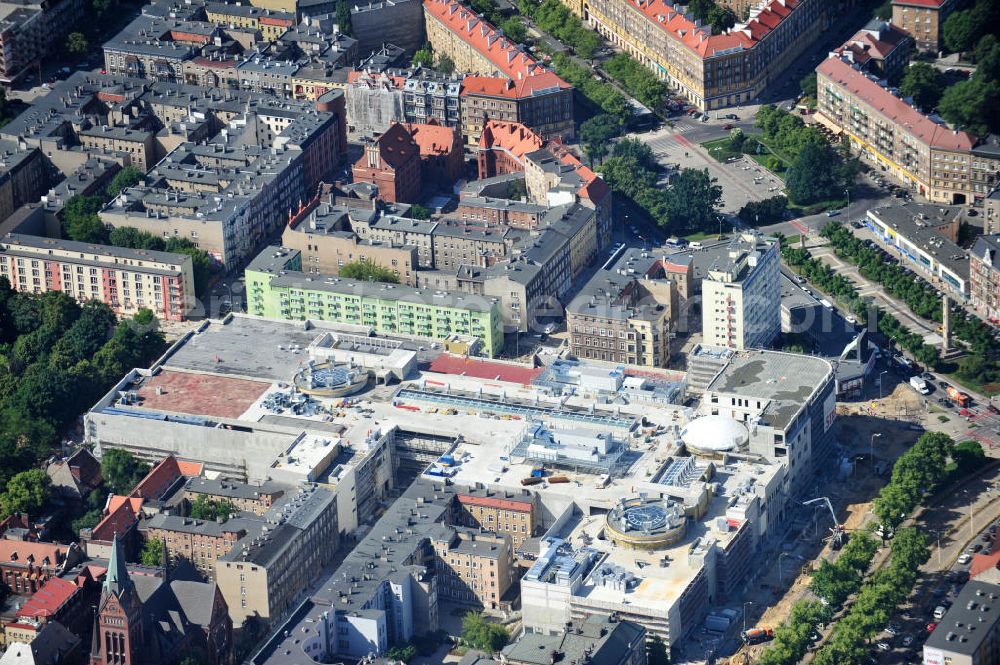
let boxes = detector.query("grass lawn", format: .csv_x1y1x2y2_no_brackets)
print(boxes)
783,234,801,245
683,231,727,242
701,138,743,163
749,152,789,180
787,197,848,216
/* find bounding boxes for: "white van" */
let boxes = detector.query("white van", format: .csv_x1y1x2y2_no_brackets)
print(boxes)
690,241,703,249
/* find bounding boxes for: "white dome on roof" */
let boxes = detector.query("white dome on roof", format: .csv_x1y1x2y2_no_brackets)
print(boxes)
681,415,749,455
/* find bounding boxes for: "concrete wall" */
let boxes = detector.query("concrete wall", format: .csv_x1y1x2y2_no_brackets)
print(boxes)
352,0,426,56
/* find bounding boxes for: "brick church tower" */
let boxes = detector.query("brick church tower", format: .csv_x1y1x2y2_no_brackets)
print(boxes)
91,536,143,665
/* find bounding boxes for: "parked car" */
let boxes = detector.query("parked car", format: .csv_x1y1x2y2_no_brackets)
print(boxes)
926,622,938,633
877,642,891,652
902,635,914,647
826,209,842,217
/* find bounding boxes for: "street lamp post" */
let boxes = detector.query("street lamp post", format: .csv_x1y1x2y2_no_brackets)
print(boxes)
935,529,942,566
743,601,753,636
871,433,883,474
964,489,975,539
879,370,888,399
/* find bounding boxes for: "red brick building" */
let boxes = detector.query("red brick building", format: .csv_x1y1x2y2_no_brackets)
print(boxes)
476,120,544,179
405,121,465,190
0,540,83,596
352,123,423,203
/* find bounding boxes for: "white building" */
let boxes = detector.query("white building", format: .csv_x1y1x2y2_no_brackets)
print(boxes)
701,232,780,349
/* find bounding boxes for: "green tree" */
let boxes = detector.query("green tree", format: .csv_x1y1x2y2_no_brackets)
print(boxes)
900,62,946,111
65,32,89,55
340,259,400,283
500,17,527,44
412,44,434,68
165,237,213,297
952,440,986,475
386,644,418,663
460,612,509,653
943,9,979,54
101,448,150,495
975,34,1000,82
874,0,892,19
62,195,108,243
786,141,840,205
1,469,51,518
189,494,236,522
800,72,817,99
612,138,657,171
109,227,166,250
141,537,164,566
335,0,353,36
409,204,432,220
579,114,621,164
706,5,735,34
106,166,145,199
664,168,723,233
939,77,1000,136
436,53,455,75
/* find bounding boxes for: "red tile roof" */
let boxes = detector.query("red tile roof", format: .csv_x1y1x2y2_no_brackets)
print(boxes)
347,70,407,89
478,120,544,160
130,455,196,501
458,493,533,512
618,0,803,58
90,498,138,543
423,0,547,80
460,71,569,99
427,353,542,385
0,540,71,567
16,578,78,619
364,123,420,169
404,121,460,158
817,55,978,150
834,22,911,65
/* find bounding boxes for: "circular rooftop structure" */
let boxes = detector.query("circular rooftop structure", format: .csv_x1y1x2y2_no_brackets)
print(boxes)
293,362,371,398
605,497,686,550
681,415,748,457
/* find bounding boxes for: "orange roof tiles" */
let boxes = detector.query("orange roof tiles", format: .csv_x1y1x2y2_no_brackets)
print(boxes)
423,0,547,80
478,120,544,159
892,0,946,6
460,71,570,99
129,455,198,501
622,0,804,58
817,55,978,150
405,121,459,157
0,540,72,567
834,22,911,65
90,498,139,542
427,353,542,384
458,493,533,512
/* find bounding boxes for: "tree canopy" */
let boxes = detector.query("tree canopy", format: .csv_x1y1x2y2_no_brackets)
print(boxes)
340,259,401,283
460,613,509,653
102,448,151,495
663,169,722,233
141,537,164,567
0,469,51,519
579,114,622,164
900,62,946,111
62,195,107,243
106,166,145,199
189,494,236,522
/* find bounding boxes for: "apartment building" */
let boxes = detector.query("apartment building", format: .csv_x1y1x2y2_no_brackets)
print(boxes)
143,514,257,577
431,527,514,609
183,477,287,516
460,73,574,144
971,234,1000,324
423,0,548,80
282,201,420,285
832,18,913,83
246,247,505,356
0,0,86,83
455,489,539,549
701,232,780,350
0,234,196,321
0,141,50,224
566,247,677,367
986,187,1000,235
816,54,1000,204
351,0,427,55
892,0,959,52
204,3,295,41
503,616,647,665
579,0,825,110
345,69,462,137
216,484,339,627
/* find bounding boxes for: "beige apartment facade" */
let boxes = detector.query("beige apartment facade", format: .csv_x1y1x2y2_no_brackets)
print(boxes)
431,527,514,609
455,490,539,549
892,0,957,52
281,221,420,285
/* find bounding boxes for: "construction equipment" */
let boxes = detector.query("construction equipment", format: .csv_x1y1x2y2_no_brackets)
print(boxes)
741,627,774,645
804,496,845,550
947,386,971,407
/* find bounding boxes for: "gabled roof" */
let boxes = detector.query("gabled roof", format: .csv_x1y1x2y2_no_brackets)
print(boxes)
0,540,71,568
478,120,544,160
90,497,139,543
363,123,420,170
0,622,79,665
131,455,200,501
16,578,79,619
423,0,548,80
405,121,460,158
817,55,978,150
460,71,570,99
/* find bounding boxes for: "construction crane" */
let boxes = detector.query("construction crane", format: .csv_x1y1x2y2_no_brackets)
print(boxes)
804,496,845,550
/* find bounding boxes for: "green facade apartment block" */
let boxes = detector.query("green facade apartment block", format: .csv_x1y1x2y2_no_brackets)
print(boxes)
246,247,504,357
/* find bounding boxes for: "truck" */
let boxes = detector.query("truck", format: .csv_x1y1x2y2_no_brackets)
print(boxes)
819,298,833,310
909,376,930,394
742,628,775,645
947,386,971,407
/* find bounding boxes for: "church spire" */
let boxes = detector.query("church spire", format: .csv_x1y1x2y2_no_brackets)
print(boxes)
103,534,133,598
